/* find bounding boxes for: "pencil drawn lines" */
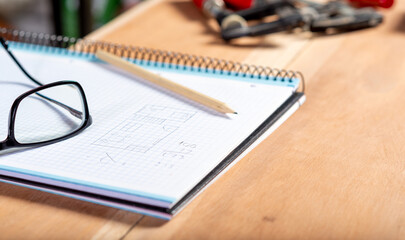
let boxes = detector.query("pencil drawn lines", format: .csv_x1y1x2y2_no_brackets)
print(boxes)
100,153,115,164
92,105,196,153
99,153,126,165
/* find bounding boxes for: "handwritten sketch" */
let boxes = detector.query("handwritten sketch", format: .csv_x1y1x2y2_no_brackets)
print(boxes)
93,105,196,153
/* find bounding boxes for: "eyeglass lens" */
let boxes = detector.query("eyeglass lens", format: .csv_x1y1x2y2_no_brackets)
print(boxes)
13,84,86,144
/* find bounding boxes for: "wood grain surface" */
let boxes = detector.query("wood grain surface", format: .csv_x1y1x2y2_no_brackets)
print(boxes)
1,0,405,239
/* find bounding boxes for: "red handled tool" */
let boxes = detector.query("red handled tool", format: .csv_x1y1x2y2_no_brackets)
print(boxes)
193,0,253,10
221,0,254,10
348,0,394,8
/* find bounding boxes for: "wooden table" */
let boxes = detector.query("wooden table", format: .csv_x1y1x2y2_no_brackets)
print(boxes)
2,0,405,239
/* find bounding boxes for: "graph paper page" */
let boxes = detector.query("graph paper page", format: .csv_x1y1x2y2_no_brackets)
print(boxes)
0,47,295,204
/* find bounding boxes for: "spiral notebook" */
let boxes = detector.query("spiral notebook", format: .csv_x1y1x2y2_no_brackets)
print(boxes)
0,28,305,219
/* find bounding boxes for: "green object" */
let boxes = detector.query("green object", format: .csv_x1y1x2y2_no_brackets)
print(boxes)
58,0,122,37
61,0,80,38
93,0,122,29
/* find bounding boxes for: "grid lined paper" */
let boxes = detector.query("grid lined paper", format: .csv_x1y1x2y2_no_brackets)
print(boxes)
0,47,296,204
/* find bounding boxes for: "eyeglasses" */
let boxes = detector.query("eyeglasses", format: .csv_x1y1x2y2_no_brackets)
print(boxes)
0,37,92,151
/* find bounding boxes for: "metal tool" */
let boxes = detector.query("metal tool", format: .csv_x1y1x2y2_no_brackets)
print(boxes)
194,0,384,41
296,0,384,32
221,1,302,40
222,0,383,40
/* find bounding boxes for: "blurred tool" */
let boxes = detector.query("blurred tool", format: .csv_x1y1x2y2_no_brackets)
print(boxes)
193,0,384,41
295,0,383,32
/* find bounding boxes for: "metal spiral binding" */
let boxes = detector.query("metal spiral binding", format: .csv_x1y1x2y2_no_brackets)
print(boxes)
0,27,304,92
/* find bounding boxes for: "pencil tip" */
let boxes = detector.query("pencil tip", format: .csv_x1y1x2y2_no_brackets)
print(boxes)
233,112,238,114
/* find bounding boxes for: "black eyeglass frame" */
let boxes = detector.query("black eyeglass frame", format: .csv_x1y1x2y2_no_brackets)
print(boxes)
0,37,92,151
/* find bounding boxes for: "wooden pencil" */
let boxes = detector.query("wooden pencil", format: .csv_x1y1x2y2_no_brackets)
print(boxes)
95,50,236,114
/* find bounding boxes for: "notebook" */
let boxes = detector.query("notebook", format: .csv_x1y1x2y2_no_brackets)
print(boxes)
0,28,305,219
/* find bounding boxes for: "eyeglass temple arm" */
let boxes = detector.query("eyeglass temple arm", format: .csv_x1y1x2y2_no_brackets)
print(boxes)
0,37,83,120
0,37,44,86
36,92,83,119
